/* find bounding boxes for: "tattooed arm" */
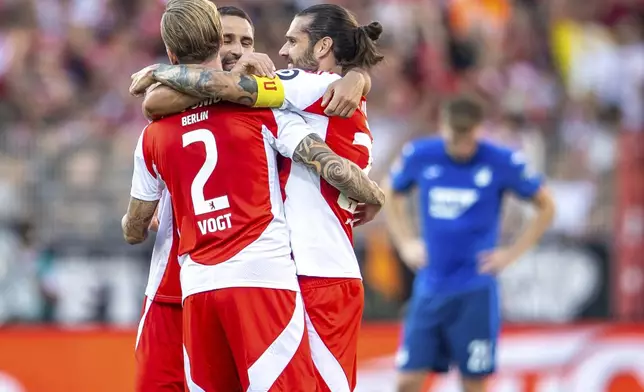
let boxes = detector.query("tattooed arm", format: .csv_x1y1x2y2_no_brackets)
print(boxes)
292,134,385,206
125,122,162,244
148,64,259,106
143,85,202,120
122,197,159,245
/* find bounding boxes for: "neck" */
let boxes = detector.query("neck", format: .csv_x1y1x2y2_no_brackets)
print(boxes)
203,53,222,70
317,56,339,74
179,53,222,69
204,59,223,70
445,145,478,163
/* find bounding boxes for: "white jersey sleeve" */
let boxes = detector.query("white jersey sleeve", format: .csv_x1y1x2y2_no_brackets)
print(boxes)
251,69,342,111
130,126,163,201
263,109,315,159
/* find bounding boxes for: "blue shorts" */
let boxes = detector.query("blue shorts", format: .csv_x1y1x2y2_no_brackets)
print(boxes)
396,285,500,377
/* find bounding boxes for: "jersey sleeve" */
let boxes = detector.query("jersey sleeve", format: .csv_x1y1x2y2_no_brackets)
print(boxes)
130,126,163,201
503,151,543,199
390,142,420,192
252,69,341,110
264,109,315,158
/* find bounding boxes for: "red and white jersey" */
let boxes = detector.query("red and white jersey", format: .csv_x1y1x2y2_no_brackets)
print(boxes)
130,101,315,300
270,69,374,279
144,189,182,303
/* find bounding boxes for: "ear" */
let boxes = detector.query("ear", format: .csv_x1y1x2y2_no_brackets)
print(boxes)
166,48,179,65
315,36,333,58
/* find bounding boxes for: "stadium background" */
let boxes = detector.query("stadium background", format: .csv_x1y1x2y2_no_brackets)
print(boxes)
0,0,642,390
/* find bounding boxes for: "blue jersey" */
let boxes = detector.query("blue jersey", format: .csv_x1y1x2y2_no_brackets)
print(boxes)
390,137,542,295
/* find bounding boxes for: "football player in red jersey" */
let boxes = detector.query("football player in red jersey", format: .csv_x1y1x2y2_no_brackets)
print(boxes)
132,6,261,392
129,4,384,391
122,1,384,391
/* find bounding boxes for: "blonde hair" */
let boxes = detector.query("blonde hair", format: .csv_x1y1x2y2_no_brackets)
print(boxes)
161,0,223,64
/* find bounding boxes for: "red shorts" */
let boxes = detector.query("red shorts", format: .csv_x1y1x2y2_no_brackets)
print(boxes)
183,287,316,392
299,277,364,392
135,297,185,392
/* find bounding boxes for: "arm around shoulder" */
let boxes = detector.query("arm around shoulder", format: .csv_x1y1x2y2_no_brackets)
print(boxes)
321,69,369,117
150,64,261,107
143,85,202,120
347,68,372,95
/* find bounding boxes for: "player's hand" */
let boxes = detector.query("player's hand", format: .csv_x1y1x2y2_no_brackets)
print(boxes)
353,203,382,227
321,73,365,117
231,53,276,78
478,247,519,274
130,64,161,97
148,206,160,232
400,238,427,271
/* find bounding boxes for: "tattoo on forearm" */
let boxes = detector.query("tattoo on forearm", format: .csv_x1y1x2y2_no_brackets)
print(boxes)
123,197,158,244
152,64,258,106
293,134,385,205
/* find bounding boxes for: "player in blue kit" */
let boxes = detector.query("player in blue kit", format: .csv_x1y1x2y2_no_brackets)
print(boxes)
384,97,555,392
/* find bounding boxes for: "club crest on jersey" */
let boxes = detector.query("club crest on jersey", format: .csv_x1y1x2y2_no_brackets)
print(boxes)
511,151,526,164
474,166,492,188
423,165,442,180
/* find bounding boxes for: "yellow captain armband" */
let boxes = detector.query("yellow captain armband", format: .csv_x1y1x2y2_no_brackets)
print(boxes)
251,75,285,108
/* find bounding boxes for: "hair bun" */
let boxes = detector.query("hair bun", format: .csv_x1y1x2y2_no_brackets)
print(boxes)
361,21,383,41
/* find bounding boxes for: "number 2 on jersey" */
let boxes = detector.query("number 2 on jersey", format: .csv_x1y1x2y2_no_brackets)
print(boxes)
338,132,373,216
182,129,230,216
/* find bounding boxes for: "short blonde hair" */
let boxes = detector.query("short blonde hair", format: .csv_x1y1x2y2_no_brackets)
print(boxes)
161,0,223,64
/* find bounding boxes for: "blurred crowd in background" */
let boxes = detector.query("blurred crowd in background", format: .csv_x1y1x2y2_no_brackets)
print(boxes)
0,0,642,325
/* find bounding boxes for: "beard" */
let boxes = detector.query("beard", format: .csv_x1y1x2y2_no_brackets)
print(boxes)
221,52,241,71
291,45,319,71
